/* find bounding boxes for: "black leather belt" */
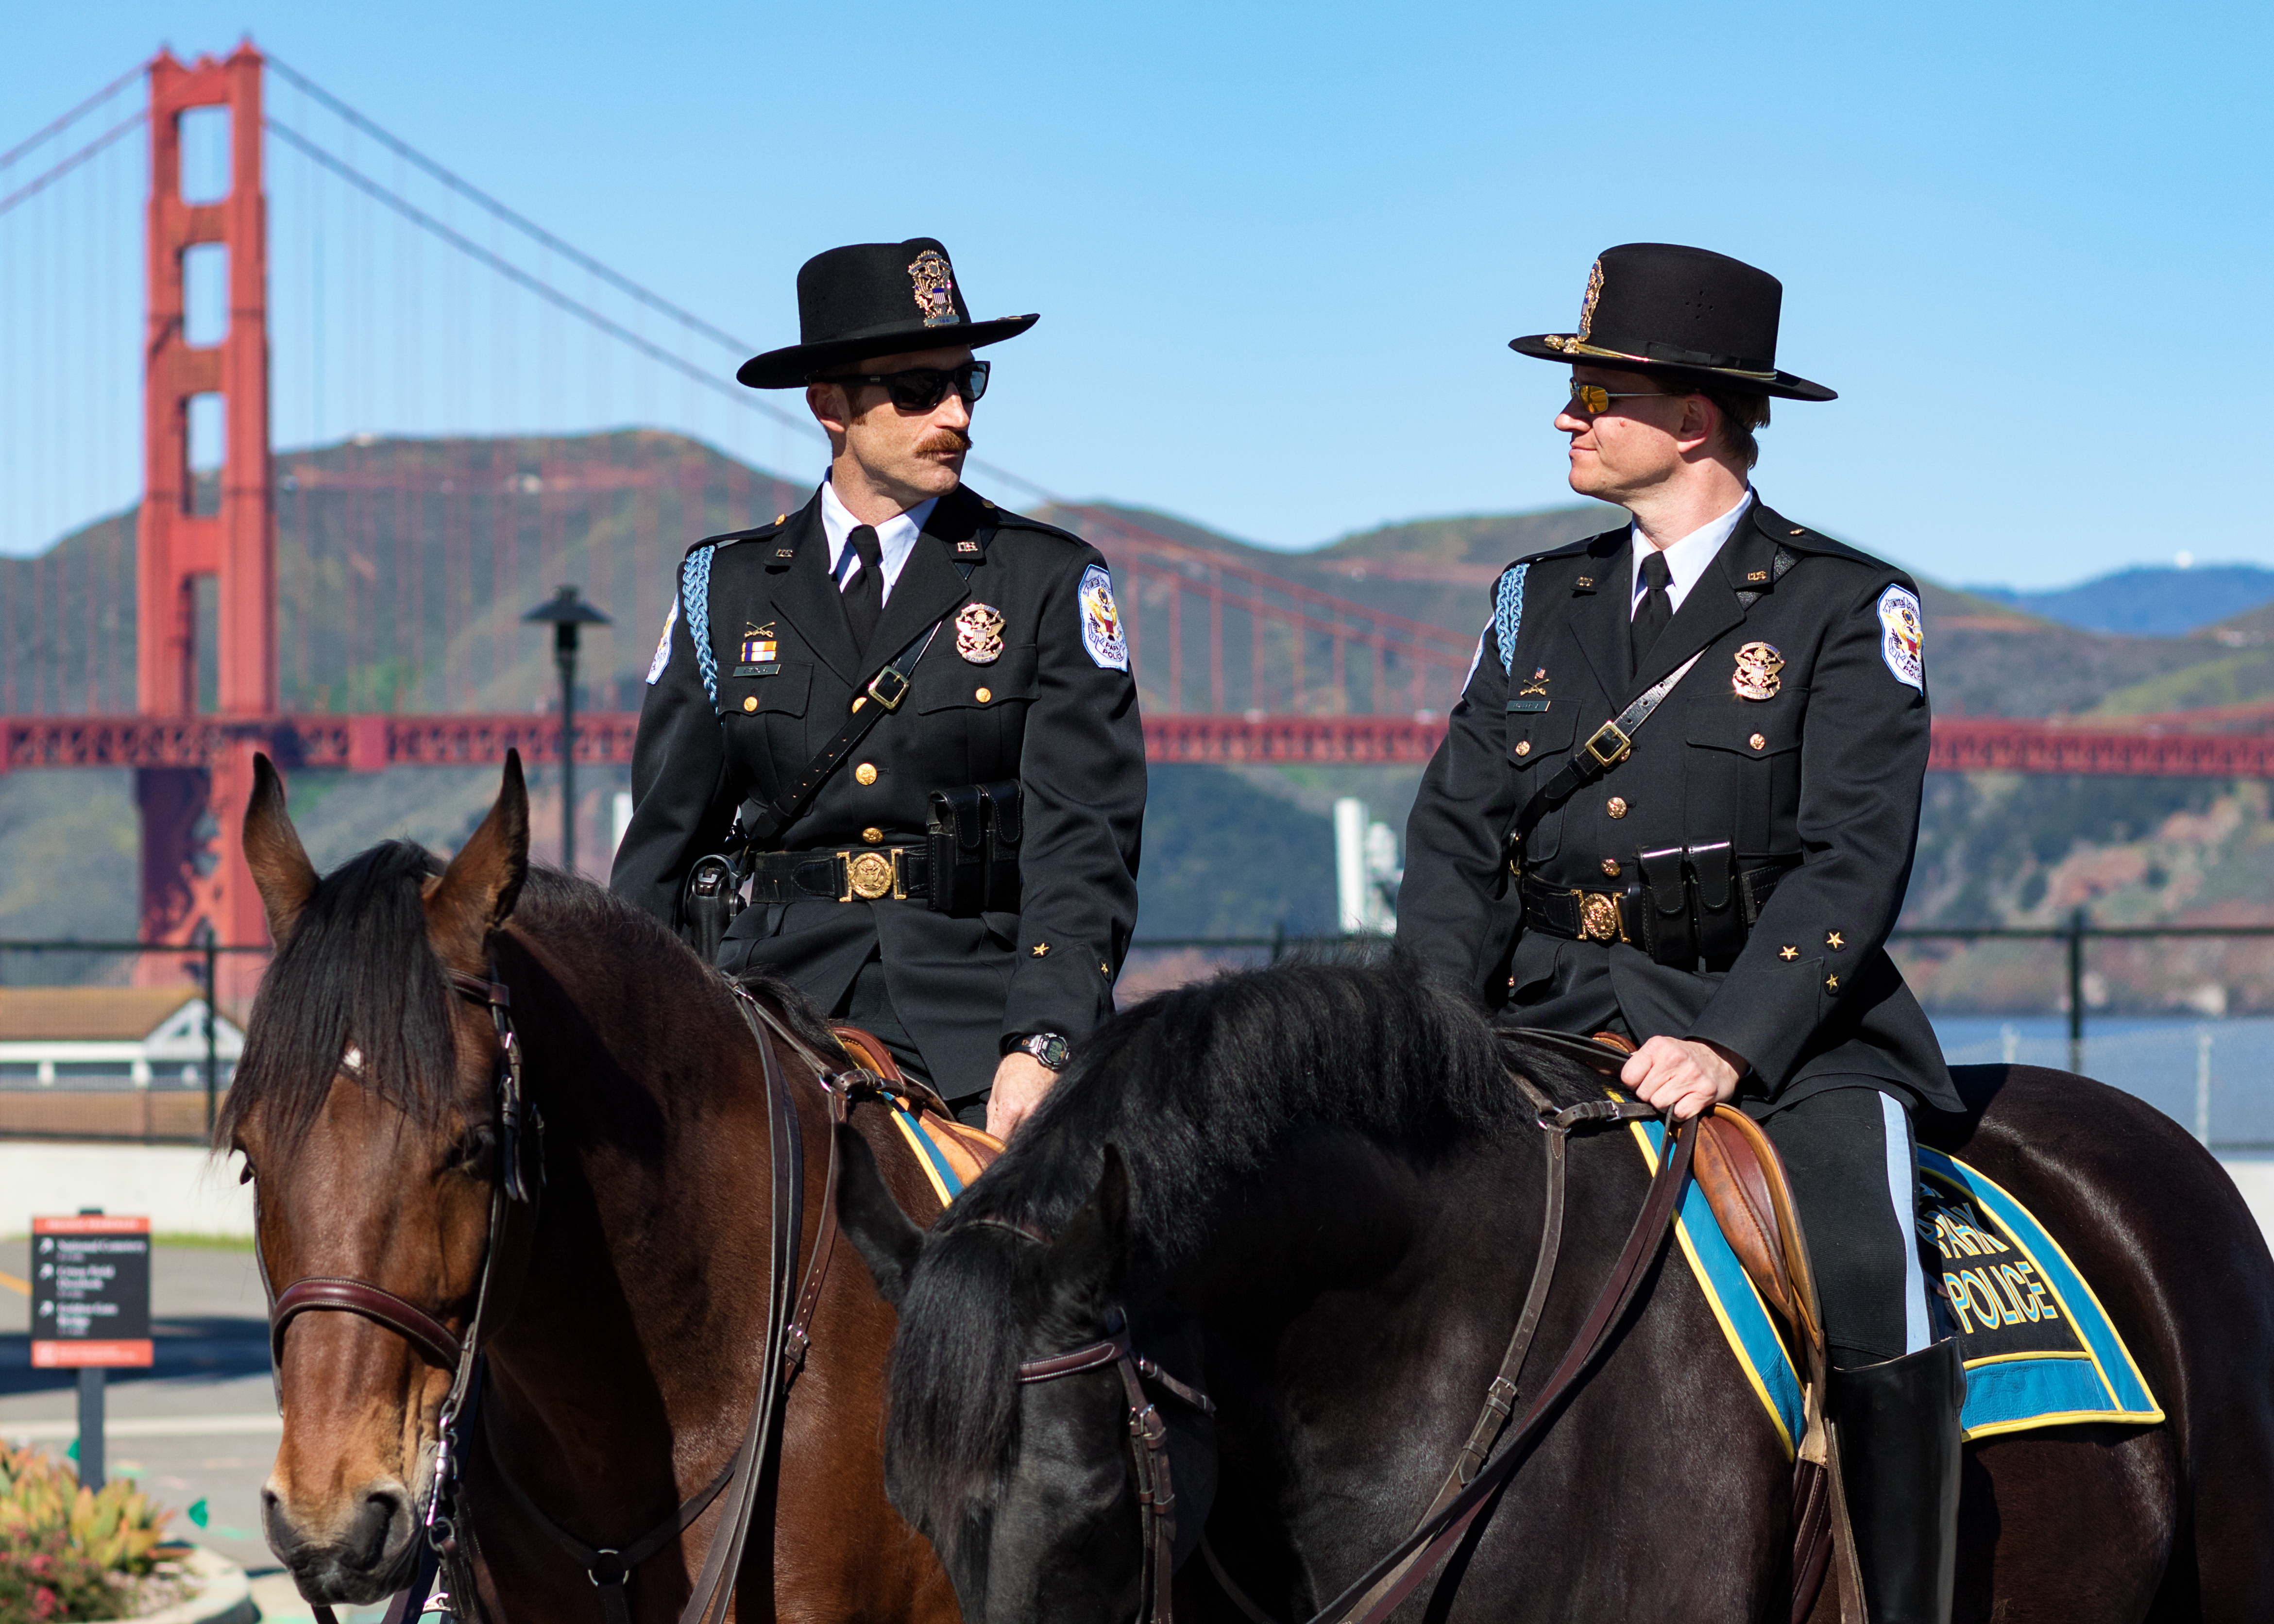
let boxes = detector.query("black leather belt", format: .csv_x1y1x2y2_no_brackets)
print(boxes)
746,846,932,904
1521,855,1799,962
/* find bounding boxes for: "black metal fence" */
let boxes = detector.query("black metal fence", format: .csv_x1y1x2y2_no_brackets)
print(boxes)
0,938,268,1143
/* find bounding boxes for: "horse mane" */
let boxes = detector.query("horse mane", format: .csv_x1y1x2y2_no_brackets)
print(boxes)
883,957,1609,1526
219,843,838,1154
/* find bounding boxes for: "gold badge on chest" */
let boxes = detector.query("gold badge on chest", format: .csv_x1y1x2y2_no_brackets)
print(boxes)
955,602,1006,664
1732,641,1784,701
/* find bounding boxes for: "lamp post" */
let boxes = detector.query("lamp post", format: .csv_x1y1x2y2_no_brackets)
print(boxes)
523,584,611,875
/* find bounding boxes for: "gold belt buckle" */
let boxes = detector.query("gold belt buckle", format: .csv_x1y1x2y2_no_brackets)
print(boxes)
1575,889,1622,944
840,847,908,902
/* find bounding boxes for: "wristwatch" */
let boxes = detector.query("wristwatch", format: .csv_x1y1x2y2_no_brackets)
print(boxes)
1007,1032,1071,1071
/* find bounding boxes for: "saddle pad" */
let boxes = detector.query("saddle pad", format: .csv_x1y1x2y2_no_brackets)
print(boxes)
1627,1123,2162,1449
887,1100,1002,1207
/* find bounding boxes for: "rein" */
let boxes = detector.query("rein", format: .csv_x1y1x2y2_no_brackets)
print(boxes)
1011,1045,1697,1624
1016,1307,1217,1624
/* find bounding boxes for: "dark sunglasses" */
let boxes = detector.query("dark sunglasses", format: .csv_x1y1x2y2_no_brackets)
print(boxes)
826,358,990,412
1568,379,1675,415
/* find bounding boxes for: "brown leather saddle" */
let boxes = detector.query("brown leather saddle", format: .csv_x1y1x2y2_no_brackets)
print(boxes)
1579,1033,1844,1623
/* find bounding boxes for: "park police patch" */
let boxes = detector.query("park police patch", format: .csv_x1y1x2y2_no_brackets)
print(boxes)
1079,564,1128,671
1878,585,1924,690
645,599,677,685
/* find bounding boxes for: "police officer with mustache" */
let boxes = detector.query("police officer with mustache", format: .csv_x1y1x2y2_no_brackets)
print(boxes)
613,239,1145,1140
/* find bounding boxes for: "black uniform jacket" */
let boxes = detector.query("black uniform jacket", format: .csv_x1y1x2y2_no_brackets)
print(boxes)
611,483,1145,1096
1397,497,1959,1116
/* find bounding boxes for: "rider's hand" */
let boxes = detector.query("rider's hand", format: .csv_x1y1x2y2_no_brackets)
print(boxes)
986,1051,1057,1142
1620,1036,1747,1122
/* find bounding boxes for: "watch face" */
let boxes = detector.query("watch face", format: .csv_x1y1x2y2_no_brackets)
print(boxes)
1030,1034,1071,1069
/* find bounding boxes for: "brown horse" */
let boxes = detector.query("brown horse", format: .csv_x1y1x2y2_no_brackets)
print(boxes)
225,752,961,1623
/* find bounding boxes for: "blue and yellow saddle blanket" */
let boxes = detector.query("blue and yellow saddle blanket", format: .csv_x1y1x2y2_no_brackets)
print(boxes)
1630,1122,2163,1455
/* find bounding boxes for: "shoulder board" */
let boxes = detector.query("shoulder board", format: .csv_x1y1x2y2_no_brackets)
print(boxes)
1505,526,1625,570
1750,507,1892,571
983,510,1088,547
682,516,787,560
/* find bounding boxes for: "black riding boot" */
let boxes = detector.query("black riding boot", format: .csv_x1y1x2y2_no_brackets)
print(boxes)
1830,1338,1965,1624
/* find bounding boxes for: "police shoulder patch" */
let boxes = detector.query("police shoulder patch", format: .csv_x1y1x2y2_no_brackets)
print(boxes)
645,596,679,685
1878,584,1924,690
1079,563,1129,671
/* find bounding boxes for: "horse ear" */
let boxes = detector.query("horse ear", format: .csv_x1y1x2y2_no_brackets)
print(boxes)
834,1122,924,1307
426,750,530,967
243,753,318,948
1049,1143,1131,1296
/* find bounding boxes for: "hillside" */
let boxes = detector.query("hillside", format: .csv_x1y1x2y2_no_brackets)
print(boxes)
5,429,2274,1012
1965,564,2274,637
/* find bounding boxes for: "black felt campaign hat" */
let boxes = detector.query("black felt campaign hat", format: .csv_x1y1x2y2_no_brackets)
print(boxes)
736,237,1040,389
1510,243,1836,402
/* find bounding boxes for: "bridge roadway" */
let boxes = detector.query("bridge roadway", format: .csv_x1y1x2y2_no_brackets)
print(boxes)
5,711,2274,777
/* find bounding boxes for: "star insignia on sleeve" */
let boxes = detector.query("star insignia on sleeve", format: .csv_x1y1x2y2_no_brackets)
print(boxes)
1826,931,1846,949
1031,943,1050,957
1779,946,1799,961
1826,975,1840,991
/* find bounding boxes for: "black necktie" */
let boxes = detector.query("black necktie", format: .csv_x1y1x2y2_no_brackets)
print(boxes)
1630,549,1672,679
842,525,884,652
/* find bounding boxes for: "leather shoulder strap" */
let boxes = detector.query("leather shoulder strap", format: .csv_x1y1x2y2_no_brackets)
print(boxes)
740,555,980,846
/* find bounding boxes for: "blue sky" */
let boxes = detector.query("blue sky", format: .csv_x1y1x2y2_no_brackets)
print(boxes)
2,0,2268,590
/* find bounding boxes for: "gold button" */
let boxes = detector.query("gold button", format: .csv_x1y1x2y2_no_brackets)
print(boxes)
855,762,878,786
861,827,884,845
1513,740,1532,757
1607,797,1628,819
742,696,758,712
1749,733,1766,751
1601,858,1620,878
975,687,992,704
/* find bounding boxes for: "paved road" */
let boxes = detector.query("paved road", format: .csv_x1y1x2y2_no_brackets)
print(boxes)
0,1240,399,1620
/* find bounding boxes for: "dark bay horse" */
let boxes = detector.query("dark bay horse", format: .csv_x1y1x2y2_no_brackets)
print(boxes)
225,754,960,1623
836,961,2274,1623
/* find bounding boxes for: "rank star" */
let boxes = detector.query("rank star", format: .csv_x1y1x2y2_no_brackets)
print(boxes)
1826,931,1846,950
1780,946,1799,961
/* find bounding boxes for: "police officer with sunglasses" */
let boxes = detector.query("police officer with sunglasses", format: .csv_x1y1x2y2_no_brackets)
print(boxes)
613,238,1145,1139
1398,244,1966,1624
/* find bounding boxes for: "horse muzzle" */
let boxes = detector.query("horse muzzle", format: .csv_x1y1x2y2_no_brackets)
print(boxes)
262,1473,420,1605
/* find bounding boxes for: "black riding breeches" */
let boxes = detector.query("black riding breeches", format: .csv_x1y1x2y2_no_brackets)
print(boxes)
832,954,991,1128
1758,1082,1931,1370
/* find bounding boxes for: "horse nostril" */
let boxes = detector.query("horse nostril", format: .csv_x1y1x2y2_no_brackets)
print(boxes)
349,1485,409,1567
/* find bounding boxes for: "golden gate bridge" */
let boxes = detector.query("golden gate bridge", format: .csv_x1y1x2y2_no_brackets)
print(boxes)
3,41,2271,980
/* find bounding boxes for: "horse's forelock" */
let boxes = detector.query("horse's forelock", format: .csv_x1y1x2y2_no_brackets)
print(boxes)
219,839,459,1154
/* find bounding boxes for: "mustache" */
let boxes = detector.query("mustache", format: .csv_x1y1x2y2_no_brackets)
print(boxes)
916,427,971,455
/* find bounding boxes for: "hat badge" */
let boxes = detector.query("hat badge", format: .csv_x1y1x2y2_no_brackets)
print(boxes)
909,250,958,327
1576,257,1604,342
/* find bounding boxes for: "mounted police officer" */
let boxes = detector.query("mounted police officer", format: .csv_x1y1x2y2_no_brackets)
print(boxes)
1398,244,1965,1624
612,238,1144,1139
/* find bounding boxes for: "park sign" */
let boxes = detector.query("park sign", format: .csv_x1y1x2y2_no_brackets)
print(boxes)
29,1215,153,1369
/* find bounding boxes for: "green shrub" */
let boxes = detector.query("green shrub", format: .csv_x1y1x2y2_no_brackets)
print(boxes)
0,1443,179,1623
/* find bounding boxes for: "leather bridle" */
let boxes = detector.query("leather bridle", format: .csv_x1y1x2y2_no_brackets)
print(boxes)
1008,1034,1699,1624
260,966,846,1624
261,965,540,1624
1016,1304,1217,1624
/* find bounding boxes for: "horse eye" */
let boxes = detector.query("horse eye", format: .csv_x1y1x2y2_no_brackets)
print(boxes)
238,1161,256,1186
448,1124,498,1175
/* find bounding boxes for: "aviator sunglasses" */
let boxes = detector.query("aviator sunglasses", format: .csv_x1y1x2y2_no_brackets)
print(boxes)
823,358,991,412
1567,380,1677,415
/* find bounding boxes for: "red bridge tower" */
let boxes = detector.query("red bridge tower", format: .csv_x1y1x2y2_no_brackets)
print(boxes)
136,44,274,987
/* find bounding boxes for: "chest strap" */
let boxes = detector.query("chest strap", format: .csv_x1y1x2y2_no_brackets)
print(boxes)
1504,651,1703,867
